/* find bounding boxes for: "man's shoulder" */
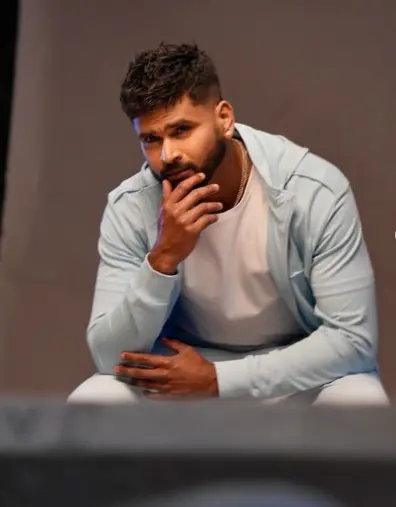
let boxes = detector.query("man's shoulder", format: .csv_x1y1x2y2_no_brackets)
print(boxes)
100,167,160,239
292,150,350,198
237,123,350,197
107,167,158,206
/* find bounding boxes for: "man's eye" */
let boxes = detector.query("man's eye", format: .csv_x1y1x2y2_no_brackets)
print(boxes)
174,125,191,136
143,136,160,145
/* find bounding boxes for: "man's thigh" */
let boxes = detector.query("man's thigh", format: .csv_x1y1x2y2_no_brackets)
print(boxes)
313,372,389,406
67,374,143,404
261,372,390,406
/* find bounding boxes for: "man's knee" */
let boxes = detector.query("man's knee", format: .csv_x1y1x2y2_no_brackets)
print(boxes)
314,372,390,406
67,374,142,404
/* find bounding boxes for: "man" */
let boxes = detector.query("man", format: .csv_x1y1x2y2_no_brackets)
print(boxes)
69,42,388,405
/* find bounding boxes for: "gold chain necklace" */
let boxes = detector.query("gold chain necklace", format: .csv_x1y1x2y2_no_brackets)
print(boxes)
233,139,249,206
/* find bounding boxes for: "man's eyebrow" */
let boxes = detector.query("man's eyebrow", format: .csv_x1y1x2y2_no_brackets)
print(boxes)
139,119,195,140
166,119,194,129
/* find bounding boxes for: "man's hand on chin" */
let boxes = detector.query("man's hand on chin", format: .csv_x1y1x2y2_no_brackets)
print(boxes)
113,338,219,400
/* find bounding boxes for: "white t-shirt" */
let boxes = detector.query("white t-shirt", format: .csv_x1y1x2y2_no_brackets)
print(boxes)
177,166,303,348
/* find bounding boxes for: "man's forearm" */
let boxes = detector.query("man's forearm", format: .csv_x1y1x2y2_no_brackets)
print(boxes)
87,254,180,373
214,326,376,399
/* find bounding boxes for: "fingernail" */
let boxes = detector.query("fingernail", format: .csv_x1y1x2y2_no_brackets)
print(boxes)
199,173,205,178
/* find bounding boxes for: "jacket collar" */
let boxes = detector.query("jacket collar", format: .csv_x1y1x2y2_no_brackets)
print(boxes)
235,122,309,197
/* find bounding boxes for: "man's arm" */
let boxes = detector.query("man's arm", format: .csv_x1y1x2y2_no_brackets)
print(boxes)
87,173,222,374
87,194,180,374
214,184,378,399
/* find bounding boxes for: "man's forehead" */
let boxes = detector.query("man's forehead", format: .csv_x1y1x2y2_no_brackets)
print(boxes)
134,98,209,133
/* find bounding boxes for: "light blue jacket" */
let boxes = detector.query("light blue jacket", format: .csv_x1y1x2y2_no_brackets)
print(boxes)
87,123,378,399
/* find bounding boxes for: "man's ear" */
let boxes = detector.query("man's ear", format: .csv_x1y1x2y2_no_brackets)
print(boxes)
215,100,235,140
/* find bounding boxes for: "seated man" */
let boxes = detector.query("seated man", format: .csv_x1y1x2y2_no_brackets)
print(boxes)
69,42,388,405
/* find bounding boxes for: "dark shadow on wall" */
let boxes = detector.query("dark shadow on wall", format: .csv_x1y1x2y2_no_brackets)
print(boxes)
0,1,19,239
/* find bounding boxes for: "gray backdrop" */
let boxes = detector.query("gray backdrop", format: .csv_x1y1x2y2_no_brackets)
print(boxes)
0,0,395,397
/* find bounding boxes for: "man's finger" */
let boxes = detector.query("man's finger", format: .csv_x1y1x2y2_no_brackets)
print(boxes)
162,179,172,201
114,365,168,381
161,338,188,353
166,173,205,204
134,379,170,391
176,183,220,213
120,351,170,368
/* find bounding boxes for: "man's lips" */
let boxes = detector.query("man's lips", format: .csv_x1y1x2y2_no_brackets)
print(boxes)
166,169,195,181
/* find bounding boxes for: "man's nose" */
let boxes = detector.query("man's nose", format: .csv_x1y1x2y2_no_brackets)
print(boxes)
160,140,181,166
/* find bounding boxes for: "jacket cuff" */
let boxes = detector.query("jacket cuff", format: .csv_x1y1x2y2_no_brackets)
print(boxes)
214,359,252,398
135,254,180,303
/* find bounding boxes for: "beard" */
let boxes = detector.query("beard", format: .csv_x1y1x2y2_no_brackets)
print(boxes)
155,132,228,189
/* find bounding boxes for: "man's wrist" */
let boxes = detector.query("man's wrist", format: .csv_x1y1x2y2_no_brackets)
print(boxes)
148,248,178,275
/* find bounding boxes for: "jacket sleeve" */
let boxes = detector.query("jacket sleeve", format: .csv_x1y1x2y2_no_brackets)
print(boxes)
86,194,180,374
214,185,379,398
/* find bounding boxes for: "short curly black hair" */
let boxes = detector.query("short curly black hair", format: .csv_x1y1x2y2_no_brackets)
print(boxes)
120,42,222,120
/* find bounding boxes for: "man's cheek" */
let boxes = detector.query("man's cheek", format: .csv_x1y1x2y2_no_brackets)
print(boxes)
148,166,163,182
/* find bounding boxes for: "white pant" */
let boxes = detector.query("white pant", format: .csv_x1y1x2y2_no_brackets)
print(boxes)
68,371,389,406
69,344,389,405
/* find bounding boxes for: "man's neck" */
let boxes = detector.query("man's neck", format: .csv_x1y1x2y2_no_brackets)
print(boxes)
211,139,250,211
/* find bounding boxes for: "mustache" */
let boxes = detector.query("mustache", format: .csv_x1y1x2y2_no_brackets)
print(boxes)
162,162,199,177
